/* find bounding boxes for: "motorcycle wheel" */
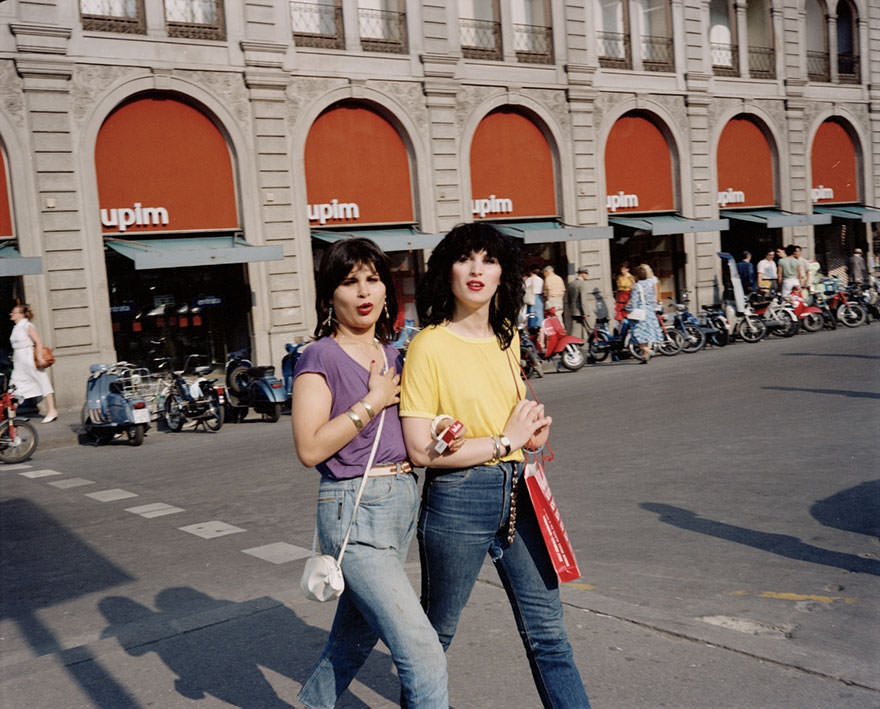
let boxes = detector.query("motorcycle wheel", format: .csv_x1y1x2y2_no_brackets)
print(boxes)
837,303,866,328
737,316,766,343
680,324,706,353
627,338,651,362
227,365,249,394
164,394,185,432
657,329,684,356
204,393,224,431
0,420,38,463
801,312,823,333
559,344,585,371
262,403,282,423
588,332,611,362
127,424,145,446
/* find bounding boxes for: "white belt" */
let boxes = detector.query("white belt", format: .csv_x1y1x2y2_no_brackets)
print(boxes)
369,461,413,476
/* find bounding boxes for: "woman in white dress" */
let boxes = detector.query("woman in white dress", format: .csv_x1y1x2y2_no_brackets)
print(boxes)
9,304,58,423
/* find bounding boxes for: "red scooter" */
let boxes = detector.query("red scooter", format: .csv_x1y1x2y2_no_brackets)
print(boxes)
788,286,824,332
528,308,586,372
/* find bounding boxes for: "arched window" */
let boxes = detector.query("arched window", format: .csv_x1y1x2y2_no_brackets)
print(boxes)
596,0,631,68
836,0,859,83
709,0,738,76
805,0,829,81
745,0,774,78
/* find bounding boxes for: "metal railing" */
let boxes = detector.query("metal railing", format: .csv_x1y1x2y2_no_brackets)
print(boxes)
711,42,739,76
513,23,553,64
641,35,674,72
460,17,502,60
165,0,225,40
837,52,860,83
290,1,344,49
807,50,829,82
358,7,407,54
748,45,775,78
597,31,631,69
80,0,146,33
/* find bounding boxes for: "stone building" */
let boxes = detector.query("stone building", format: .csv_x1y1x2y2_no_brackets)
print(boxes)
1,0,877,408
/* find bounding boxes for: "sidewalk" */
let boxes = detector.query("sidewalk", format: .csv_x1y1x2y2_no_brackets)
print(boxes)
19,407,83,454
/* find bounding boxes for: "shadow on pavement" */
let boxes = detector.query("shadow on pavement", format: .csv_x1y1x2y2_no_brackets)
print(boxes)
640,502,880,576
762,385,880,399
810,480,880,539
99,587,398,708
782,352,880,360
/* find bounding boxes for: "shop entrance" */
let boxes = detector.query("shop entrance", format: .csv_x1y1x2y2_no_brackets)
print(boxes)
106,250,252,370
814,219,869,282
610,230,685,305
0,276,25,371
720,219,780,264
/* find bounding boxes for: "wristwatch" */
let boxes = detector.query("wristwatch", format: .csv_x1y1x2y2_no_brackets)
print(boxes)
499,436,512,457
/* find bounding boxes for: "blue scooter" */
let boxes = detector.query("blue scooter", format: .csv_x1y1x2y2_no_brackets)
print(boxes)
224,349,287,423
281,342,310,408
82,362,151,445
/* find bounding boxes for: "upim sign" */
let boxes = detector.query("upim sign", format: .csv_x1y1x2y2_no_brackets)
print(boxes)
101,203,169,232
606,191,639,212
308,199,360,225
472,195,514,218
717,188,746,206
811,185,835,202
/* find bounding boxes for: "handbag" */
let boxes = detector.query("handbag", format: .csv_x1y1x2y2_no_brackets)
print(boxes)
35,346,55,369
627,282,646,321
301,349,389,603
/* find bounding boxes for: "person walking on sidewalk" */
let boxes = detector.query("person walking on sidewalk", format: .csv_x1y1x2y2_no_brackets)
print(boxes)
564,266,590,340
9,303,58,423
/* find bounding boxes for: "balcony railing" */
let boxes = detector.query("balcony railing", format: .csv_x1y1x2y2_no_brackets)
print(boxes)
291,1,344,49
641,35,674,72
807,50,829,82
598,31,631,69
165,0,225,40
837,52,860,83
81,0,146,33
513,23,553,64
460,17,502,60
711,42,739,76
748,45,775,78
359,7,407,54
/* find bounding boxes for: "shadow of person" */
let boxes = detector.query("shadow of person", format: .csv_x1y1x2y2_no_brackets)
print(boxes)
99,587,396,708
810,480,880,539
640,503,880,576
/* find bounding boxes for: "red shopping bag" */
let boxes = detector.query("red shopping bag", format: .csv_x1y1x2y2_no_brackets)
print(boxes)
524,456,581,584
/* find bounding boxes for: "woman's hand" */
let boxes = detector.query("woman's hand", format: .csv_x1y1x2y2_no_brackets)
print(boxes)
366,359,400,411
503,399,552,451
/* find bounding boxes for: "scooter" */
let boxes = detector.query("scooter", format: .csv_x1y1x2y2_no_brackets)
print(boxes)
587,316,650,363
527,308,586,372
0,379,38,463
225,349,287,423
160,355,224,433
281,341,310,407
787,286,824,332
82,362,151,446
748,291,799,337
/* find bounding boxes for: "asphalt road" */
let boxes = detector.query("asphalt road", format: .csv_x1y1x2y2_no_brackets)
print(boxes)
1,324,878,708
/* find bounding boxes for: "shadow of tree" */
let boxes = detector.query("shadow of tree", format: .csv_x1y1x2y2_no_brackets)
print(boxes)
810,480,880,539
762,385,880,399
640,503,880,576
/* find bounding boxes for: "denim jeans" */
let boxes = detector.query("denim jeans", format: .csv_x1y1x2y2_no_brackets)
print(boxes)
418,462,590,709
298,473,448,709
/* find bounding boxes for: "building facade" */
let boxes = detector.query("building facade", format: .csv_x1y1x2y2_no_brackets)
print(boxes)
1,0,877,407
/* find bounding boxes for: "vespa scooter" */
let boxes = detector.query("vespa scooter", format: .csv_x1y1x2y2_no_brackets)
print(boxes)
82,362,151,445
527,307,586,372
225,349,287,423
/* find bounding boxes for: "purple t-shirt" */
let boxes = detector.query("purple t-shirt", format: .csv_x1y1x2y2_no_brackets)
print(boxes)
293,337,407,480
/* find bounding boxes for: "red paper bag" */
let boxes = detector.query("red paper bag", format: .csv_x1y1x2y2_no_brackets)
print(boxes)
524,459,581,583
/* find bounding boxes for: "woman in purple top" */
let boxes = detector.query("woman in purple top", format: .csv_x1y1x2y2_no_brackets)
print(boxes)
292,238,448,709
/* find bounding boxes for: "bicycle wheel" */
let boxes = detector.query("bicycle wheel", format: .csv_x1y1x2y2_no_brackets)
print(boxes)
588,332,611,362
736,315,766,343
0,420,38,463
680,324,706,353
837,303,866,328
164,394,185,432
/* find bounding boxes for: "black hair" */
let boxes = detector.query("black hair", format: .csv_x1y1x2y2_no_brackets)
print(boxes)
741,250,751,260
416,222,523,350
313,238,397,343
785,244,797,256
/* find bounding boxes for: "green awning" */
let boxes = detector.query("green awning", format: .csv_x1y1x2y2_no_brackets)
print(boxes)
496,220,612,243
105,235,283,270
814,205,880,223
608,214,729,235
311,228,444,252
721,209,831,228
0,243,43,276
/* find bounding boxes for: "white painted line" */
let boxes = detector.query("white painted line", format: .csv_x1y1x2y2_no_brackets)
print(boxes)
86,488,138,502
2,463,32,471
178,521,246,539
242,542,312,564
48,478,95,489
126,502,185,518
19,469,62,479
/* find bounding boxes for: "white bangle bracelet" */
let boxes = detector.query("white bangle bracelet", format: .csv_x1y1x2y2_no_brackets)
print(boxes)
431,414,453,438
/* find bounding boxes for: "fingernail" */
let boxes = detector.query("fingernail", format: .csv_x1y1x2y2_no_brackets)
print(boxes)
371,360,375,364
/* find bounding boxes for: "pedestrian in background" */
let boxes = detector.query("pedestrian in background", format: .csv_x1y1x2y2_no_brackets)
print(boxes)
847,248,868,285
524,267,545,327
756,249,777,292
291,238,448,709
542,264,565,319
614,261,635,322
401,222,591,709
564,266,590,339
777,244,804,297
627,264,663,363
794,245,810,290
736,251,756,294
9,303,58,423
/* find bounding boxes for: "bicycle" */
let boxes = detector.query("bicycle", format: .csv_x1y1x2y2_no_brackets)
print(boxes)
0,378,39,463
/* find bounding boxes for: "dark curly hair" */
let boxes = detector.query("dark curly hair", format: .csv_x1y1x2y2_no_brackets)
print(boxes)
313,238,397,343
416,222,523,350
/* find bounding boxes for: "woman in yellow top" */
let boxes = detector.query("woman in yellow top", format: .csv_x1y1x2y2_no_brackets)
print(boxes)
614,261,635,322
400,222,590,708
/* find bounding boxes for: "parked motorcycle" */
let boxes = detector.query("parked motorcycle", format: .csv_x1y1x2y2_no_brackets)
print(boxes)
161,355,224,432
82,362,151,445
225,349,287,422
847,283,879,324
788,286,824,333
525,308,586,372
717,250,767,343
655,312,685,355
281,341,310,405
810,290,838,330
587,316,650,363
749,291,799,337
0,378,38,463
697,305,731,347
666,295,708,353
821,279,866,327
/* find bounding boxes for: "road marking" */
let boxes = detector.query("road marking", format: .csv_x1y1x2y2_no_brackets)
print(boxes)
179,521,246,539
242,542,311,564
126,502,185,518
565,582,597,590
2,463,32,471
728,589,858,604
48,478,95,489
86,488,139,502
19,469,62,478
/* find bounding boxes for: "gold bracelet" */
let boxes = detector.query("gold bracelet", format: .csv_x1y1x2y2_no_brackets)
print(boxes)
360,400,375,420
346,408,364,432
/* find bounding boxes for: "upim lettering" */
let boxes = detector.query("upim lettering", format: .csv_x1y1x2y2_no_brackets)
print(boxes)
307,199,360,225
471,195,514,218
717,188,746,206
811,185,834,202
101,203,169,232
606,191,639,212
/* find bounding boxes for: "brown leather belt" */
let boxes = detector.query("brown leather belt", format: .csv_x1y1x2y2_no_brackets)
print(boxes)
369,461,413,476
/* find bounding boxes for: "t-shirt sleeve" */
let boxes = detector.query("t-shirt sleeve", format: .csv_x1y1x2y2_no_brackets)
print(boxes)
399,333,439,420
293,340,328,381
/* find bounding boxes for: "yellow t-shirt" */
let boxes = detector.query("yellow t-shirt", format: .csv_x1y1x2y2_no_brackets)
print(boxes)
400,325,525,463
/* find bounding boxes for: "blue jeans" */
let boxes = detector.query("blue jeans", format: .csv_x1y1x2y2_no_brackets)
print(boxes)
298,473,448,709
418,462,590,709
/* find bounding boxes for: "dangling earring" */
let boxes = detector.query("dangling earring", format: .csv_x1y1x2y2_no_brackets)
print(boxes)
323,305,334,329
383,301,390,322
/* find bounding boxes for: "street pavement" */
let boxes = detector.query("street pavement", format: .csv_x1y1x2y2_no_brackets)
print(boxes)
1,324,878,708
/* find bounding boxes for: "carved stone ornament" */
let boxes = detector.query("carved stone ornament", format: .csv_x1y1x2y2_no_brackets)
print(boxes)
286,76,350,127
368,79,429,131
522,88,570,133
0,62,25,127
175,70,250,123
70,65,136,123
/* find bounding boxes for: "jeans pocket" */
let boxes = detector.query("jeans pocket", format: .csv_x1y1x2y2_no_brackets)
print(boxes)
427,468,472,488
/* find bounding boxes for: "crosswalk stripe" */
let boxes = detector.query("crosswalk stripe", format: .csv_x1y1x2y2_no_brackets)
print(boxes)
85,488,138,502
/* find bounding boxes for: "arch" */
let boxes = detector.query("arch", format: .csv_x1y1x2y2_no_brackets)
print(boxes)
716,116,776,208
808,114,863,203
